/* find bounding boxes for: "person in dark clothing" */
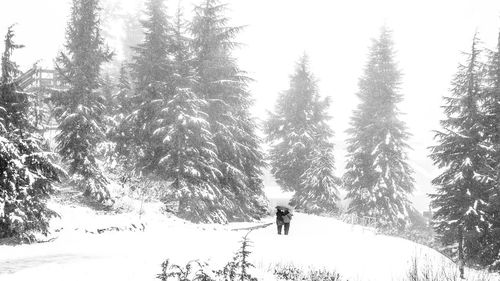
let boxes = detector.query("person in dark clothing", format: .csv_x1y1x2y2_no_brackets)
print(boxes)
282,209,292,235
276,206,293,235
276,208,285,234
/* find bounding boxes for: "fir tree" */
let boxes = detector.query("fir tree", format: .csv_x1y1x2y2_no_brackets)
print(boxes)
191,0,267,222
343,27,415,228
288,87,341,214
154,86,222,222
172,2,192,87
111,64,136,165
129,0,174,173
100,73,117,144
290,144,341,215
217,231,258,281
53,0,113,202
0,27,59,240
116,64,133,114
122,10,144,62
101,73,115,114
265,55,319,193
479,32,500,270
430,34,491,274
150,3,224,222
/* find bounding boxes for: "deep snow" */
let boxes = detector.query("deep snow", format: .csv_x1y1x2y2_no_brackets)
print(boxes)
0,200,492,281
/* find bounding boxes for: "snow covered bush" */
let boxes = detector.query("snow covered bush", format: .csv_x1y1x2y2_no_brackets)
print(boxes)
402,257,492,281
157,259,213,281
0,134,60,241
273,265,303,281
290,145,341,215
273,264,345,281
157,232,258,281
215,232,258,281
404,257,458,281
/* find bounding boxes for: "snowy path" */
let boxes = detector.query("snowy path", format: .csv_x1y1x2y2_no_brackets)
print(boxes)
0,254,97,274
0,211,488,281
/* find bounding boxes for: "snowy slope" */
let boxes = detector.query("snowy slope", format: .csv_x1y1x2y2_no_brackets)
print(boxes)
0,201,491,281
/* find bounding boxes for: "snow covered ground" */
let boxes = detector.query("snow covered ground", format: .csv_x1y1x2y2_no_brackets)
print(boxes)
0,200,492,281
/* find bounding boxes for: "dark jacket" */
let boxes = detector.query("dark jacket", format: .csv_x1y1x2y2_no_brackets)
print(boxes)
276,209,285,225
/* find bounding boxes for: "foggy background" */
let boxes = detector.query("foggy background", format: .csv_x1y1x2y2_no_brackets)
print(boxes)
2,0,500,211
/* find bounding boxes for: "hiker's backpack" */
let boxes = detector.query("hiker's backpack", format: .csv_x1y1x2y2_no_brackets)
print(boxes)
283,213,292,223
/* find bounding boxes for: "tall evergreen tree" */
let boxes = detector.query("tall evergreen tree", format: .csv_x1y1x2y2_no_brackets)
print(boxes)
430,34,492,273
122,10,144,62
479,32,500,270
0,27,59,240
101,73,115,114
265,55,319,193
148,3,224,222
53,0,113,202
191,0,267,222
111,64,136,165
269,65,342,214
129,0,174,173
343,27,415,228
171,2,191,87
154,86,222,222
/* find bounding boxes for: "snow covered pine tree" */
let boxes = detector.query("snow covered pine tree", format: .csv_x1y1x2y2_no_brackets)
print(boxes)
290,145,341,215
191,0,267,222
109,64,136,170
0,27,60,241
117,0,266,223
151,2,224,223
266,54,341,214
343,27,415,229
430,34,492,275
128,0,174,174
53,0,113,202
483,31,500,271
266,55,318,193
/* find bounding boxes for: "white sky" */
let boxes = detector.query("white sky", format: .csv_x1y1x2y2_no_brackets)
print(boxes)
1,0,500,211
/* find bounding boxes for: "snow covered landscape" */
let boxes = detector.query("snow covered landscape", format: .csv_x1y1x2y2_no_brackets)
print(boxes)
0,196,491,281
2,0,500,280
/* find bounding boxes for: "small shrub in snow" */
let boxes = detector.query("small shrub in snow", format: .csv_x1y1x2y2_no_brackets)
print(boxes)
158,232,258,281
216,232,258,281
379,225,440,253
157,259,213,281
273,265,304,280
402,257,493,281
273,265,345,281
405,257,456,281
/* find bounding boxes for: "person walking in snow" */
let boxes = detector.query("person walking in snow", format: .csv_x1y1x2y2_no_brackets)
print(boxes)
276,206,293,235
276,207,285,234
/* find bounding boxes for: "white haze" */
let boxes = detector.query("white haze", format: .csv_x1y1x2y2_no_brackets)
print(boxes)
1,0,500,211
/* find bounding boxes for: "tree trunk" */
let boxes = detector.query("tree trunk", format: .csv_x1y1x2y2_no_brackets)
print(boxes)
458,226,465,279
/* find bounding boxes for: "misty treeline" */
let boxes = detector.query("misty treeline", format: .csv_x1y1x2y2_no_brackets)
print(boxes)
267,25,500,272
0,0,268,239
54,0,269,223
1,0,500,273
